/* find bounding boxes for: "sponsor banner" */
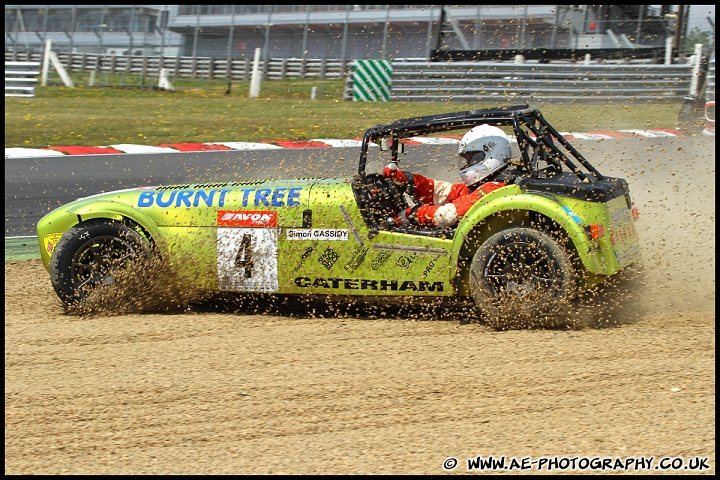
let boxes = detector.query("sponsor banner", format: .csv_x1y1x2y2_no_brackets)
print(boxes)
286,228,348,241
218,210,277,227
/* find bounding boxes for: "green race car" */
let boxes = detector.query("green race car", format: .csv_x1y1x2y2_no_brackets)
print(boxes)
37,105,642,328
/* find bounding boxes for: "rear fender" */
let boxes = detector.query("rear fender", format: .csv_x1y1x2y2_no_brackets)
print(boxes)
450,189,592,270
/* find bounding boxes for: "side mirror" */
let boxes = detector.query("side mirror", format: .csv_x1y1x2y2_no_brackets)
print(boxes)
380,137,406,154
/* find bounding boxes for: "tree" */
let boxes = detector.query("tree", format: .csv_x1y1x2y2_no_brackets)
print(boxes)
684,27,714,55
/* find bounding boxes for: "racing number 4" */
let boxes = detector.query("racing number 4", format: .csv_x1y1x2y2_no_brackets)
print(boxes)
216,227,278,293
234,233,253,278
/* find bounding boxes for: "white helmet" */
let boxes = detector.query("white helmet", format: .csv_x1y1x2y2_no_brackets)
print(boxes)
457,124,512,186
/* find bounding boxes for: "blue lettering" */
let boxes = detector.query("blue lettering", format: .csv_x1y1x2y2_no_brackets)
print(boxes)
156,190,176,207
255,188,271,207
138,191,154,207
288,187,302,206
176,189,193,207
194,189,212,207
217,189,231,207
272,187,287,207
138,188,287,209
241,189,252,207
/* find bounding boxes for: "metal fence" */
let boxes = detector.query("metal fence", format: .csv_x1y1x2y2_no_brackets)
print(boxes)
705,56,716,100
6,49,711,104
4,61,41,97
4,51,349,83
357,60,697,103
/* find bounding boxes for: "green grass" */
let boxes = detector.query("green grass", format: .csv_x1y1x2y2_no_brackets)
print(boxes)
5,79,686,149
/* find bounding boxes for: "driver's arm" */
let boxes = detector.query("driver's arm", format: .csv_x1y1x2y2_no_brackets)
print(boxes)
383,163,436,204
408,182,505,228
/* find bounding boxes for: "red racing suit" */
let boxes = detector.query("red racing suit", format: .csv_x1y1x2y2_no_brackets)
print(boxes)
405,173,506,228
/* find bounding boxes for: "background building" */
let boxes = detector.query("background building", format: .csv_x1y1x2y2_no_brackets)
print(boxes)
4,5,698,61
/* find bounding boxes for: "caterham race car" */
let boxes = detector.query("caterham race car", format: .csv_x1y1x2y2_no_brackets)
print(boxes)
37,105,642,329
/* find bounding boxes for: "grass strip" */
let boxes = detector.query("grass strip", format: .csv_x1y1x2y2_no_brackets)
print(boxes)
5,80,684,149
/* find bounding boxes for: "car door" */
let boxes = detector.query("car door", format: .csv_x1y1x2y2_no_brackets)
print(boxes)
216,180,311,293
282,177,455,297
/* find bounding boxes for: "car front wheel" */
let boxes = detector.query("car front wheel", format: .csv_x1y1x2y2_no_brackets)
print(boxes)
469,227,576,330
50,219,151,307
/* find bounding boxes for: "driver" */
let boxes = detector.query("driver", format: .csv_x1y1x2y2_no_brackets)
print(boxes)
383,124,512,228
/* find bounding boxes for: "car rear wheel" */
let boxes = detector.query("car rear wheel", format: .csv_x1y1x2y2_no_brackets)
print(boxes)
50,219,151,307
469,227,576,330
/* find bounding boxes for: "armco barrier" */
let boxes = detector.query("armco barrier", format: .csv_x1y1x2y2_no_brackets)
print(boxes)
5,61,41,97
345,60,696,104
5,50,709,105
4,51,349,82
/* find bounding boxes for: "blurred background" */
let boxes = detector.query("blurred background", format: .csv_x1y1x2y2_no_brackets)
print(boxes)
4,5,714,86
4,5,714,59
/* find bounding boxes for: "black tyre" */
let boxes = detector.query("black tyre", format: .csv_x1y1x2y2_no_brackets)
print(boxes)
469,227,576,330
50,219,150,306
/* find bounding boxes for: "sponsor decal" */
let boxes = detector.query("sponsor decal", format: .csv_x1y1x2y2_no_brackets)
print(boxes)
217,227,279,292
138,188,231,208
373,244,447,255
294,277,444,292
339,205,363,244
561,205,584,224
318,247,339,269
344,246,370,272
239,187,302,207
140,187,302,209
614,243,641,266
397,253,417,268
286,229,348,241
371,250,391,270
43,233,64,256
422,254,443,277
286,229,313,240
608,206,637,247
294,240,320,272
609,223,637,246
609,206,633,226
218,210,277,227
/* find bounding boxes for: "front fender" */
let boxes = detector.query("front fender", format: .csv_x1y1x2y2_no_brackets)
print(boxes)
450,186,591,268
67,200,163,247
37,200,165,270
66,200,160,244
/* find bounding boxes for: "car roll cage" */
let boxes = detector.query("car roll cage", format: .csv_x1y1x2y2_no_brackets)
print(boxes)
357,104,605,183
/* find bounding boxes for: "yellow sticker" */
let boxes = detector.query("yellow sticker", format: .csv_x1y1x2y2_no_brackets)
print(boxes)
43,233,64,256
